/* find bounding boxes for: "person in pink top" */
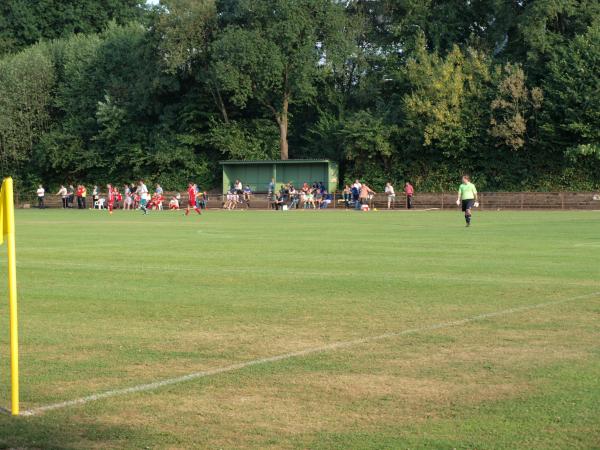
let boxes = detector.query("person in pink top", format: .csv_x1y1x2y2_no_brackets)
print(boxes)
404,182,414,209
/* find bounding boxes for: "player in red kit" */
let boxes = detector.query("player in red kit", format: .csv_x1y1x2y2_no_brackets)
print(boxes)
185,183,202,216
107,184,115,215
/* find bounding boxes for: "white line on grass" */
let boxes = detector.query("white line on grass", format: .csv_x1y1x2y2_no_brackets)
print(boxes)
16,290,600,417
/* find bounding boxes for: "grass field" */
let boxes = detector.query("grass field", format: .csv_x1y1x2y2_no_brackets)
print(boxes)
0,208,599,449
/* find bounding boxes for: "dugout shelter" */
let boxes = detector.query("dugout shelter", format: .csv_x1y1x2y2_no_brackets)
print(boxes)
220,159,339,194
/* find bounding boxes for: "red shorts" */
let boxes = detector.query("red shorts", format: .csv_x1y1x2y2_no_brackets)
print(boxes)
188,201,196,208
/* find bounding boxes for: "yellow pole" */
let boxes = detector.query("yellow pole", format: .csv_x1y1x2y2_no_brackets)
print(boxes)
4,178,19,415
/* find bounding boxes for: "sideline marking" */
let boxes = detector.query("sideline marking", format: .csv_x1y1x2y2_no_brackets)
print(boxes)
12,291,600,417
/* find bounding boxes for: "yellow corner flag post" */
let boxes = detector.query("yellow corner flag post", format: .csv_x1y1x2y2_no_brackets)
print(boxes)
1,177,19,415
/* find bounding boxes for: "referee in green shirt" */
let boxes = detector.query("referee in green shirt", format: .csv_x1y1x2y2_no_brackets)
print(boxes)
456,175,478,227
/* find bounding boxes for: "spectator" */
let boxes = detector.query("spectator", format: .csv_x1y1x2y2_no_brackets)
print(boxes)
113,186,122,209
76,185,84,209
234,179,243,194
224,190,239,210
197,191,207,210
149,192,164,210
351,184,360,209
343,185,351,209
314,189,323,208
123,184,133,210
92,185,100,207
243,185,252,207
169,195,180,210
404,182,414,209
385,182,396,209
67,184,75,208
268,178,275,195
56,185,68,208
304,190,316,209
272,193,285,210
320,192,332,209
288,186,300,209
36,184,45,209
81,184,87,209
155,183,163,195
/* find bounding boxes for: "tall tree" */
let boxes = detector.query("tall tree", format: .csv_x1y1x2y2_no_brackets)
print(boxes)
211,0,350,160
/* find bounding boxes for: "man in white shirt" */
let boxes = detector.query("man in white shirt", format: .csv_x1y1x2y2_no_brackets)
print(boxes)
234,179,243,194
36,185,45,209
137,180,149,215
385,182,395,209
56,185,68,208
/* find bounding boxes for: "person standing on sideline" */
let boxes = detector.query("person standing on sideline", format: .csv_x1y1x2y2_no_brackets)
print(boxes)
76,185,84,209
92,185,99,208
107,184,115,215
123,184,133,210
385,182,395,209
36,185,45,209
456,175,478,227
56,185,68,208
404,182,414,209
80,185,87,209
67,184,75,208
185,182,202,216
155,183,163,195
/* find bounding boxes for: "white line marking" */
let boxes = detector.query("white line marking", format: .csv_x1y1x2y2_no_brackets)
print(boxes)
15,291,600,417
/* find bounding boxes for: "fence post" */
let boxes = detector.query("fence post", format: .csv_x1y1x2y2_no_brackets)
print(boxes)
560,192,565,210
441,192,444,209
520,193,524,210
480,193,484,210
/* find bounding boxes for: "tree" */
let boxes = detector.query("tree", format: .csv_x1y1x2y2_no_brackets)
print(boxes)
0,0,145,56
490,63,543,151
0,44,55,176
211,0,350,160
541,24,600,155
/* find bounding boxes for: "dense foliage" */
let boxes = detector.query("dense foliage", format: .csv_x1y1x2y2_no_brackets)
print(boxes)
0,0,599,192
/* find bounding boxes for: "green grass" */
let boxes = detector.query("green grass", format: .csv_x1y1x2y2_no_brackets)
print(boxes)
0,208,599,449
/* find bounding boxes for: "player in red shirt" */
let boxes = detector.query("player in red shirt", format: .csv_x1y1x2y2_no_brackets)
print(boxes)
185,183,202,216
107,184,115,215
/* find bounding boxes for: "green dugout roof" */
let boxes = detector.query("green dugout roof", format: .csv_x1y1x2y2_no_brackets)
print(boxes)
220,159,339,194
219,159,334,165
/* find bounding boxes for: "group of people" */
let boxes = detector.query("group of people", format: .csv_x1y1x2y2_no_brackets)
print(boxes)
35,175,479,226
340,180,414,210
223,180,254,210
223,178,414,211
36,181,207,216
40,184,89,209
270,181,334,210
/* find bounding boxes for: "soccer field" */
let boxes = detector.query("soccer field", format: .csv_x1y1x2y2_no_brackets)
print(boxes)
1,209,599,449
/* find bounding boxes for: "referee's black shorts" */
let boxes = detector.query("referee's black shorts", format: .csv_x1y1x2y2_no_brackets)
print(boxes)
461,199,475,212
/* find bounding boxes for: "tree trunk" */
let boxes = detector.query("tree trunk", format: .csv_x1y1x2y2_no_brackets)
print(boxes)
278,97,289,160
